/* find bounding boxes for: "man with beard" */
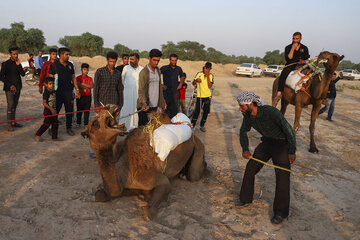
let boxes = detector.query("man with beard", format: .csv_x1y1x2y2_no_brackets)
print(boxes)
160,53,185,118
236,91,296,225
275,32,310,102
119,52,143,131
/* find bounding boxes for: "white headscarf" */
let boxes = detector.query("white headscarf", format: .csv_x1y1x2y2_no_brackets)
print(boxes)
236,91,267,106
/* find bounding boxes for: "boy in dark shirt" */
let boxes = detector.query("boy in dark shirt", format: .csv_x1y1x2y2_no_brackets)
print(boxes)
76,63,93,127
35,77,59,141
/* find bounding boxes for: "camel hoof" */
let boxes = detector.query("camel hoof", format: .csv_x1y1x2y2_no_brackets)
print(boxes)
95,189,111,202
143,207,157,221
308,147,319,153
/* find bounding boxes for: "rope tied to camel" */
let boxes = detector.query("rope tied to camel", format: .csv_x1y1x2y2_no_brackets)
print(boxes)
142,114,168,173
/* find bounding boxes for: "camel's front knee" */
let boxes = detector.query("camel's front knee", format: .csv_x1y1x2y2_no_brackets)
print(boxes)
95,189,111,202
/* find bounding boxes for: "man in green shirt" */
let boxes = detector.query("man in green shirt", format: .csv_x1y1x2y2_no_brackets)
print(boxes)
236,91,296,224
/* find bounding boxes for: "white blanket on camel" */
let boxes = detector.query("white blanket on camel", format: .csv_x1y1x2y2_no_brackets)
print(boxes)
285,70,308,92
150,113,192,161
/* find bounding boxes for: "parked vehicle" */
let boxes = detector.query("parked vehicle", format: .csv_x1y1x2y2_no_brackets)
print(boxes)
24,68,40,86
21,54,50,71
340,69,360,80
235,63,263,77
263,65,283,77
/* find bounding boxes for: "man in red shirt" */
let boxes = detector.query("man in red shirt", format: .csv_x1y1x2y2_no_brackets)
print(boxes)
76,63,93,127
39,48,57,94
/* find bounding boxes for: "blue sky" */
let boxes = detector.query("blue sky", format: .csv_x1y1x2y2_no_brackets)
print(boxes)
1,0,359,62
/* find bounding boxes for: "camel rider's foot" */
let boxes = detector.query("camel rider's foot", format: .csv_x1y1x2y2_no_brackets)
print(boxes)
200,126,206,132
271,215,287,224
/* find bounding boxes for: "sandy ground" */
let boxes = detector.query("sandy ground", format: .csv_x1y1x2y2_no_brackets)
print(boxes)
0,68,360,239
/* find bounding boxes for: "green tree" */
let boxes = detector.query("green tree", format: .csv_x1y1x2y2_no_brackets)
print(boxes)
263,50,285,65
161,41,180,59
176,41,207,60
113,43,132,57
0,22,45,53
58,32,104,57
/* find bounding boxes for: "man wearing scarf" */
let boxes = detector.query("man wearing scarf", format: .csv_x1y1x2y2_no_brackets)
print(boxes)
236,91,296,224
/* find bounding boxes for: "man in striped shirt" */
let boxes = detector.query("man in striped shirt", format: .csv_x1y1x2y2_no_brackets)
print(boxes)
236,91,296,225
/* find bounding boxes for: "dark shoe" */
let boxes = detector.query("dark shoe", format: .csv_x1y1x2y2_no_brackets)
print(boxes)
67,129,75,136
271,215,286,224
235,201,249,207
48,128,52,135
13,123,23,127
326,118,333,122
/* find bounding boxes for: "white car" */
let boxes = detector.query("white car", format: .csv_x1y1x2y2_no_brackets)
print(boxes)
340,69,360,80
21,54,51,70
235,63,263,77
263,65,283,77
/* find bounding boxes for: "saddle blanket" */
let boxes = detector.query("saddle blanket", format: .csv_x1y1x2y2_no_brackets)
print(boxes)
285,70,308,92
151,113,192,161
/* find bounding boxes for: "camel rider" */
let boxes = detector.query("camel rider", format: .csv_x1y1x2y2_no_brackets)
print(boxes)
235,91,296,224
276,32,310,100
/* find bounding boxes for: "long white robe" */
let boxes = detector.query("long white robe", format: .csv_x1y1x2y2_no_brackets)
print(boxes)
119,64,143,130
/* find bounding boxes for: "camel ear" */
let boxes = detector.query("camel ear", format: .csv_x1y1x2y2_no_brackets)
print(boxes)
339,55,344,61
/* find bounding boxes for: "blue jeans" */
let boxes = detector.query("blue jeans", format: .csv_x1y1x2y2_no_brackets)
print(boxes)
319,98,335,120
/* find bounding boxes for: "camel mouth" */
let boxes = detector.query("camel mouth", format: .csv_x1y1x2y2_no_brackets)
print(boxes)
105,116,127,132
318,59,328,64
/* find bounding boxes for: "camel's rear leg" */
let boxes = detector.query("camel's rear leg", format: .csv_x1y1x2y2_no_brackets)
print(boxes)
272,77,280,107
187,136,206,182
309,102,322,153
144,174,170,220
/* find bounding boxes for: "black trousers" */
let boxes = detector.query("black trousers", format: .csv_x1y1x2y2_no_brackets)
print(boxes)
56,90,74,129
239,138,291,218
277,65,296,92
36,108,59,139
76,95,92,125
5,90,21,122
163,91,179,119
191,97,210,127
138,107,158,126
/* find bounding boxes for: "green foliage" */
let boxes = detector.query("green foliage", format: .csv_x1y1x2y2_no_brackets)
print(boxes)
101,47,114,56
113,43,132,56
0,22,45,54
59,32,104,57
139,51,149,58
337,60,360,71
263,50,285,65
42,45,59,53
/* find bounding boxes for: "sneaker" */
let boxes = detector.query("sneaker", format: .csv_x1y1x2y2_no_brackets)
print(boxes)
200,126,206,132
35,136,44,142
67,129,75,136
271,215,286,224
13,123,23,127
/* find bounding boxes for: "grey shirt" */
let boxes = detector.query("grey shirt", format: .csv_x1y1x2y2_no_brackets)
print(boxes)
147,65,160,107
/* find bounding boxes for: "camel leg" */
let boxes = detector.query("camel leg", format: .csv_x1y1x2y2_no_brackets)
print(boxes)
144,174,171,220
272,78,280,107
293,99,303,135
309,103,322,153
280,99,289,115
187,136,206,182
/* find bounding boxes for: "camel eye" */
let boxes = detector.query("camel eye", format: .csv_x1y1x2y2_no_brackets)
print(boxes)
92,120,100,129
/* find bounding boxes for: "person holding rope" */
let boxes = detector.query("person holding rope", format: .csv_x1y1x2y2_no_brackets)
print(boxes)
191,62,214,132
275,32,310,102
236,91,296,224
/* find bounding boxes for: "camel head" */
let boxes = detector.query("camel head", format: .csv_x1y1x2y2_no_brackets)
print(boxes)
317,51,344,72
81,104,126,150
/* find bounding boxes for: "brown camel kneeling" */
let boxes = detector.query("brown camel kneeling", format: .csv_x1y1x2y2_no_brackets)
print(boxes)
82,106,206,220
272,51,344,153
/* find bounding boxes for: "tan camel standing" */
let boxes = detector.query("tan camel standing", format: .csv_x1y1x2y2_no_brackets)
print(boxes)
272,51,344,153
82,106,206,220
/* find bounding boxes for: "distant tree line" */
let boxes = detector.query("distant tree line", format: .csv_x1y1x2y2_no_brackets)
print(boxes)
1,22,359,71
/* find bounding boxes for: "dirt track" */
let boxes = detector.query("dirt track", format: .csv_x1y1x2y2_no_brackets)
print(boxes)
0,76,359,240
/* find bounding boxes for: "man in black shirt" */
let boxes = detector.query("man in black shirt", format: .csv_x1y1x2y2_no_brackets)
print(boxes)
115,54,129,74
49,47,80,136
0,47,25,131
318,73,341,121
276,32,310,99
160,54,185,118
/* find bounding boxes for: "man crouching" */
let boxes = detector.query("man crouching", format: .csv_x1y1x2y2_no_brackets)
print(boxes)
236,91,296,224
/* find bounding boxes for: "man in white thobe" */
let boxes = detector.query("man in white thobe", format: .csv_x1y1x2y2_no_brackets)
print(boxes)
119,53,143,130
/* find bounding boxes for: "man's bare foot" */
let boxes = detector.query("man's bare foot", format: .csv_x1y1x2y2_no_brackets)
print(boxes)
35,136,43,142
